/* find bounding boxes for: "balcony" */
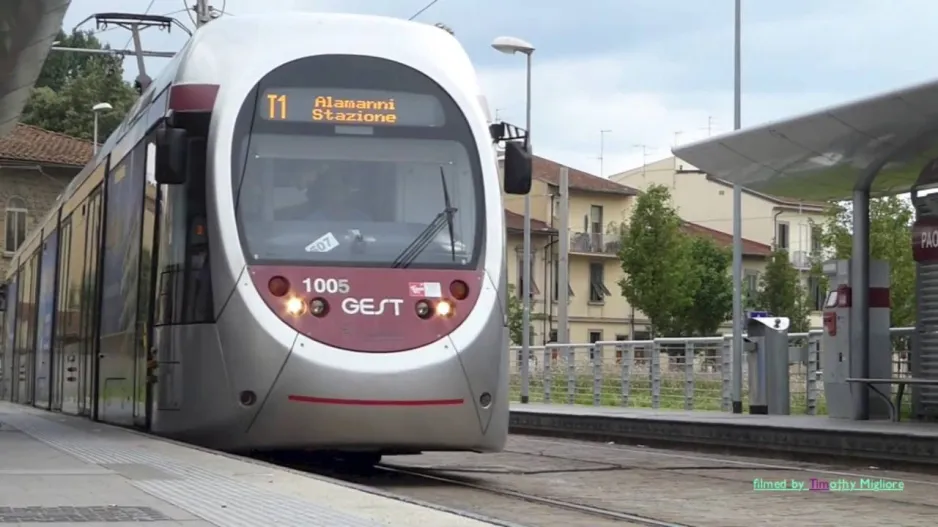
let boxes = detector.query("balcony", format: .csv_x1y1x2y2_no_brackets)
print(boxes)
569,231,620,256
789,250,813,270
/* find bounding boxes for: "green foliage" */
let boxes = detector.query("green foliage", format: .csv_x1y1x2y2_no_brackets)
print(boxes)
21,29,138,142
816,197,915,327
676,236,734,336
506,284,546,345
751,249,812,332
617,184,734,337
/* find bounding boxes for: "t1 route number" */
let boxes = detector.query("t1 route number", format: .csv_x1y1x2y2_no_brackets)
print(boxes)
302,277,350,294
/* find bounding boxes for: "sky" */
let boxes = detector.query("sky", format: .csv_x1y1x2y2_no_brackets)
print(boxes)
61,0,938,179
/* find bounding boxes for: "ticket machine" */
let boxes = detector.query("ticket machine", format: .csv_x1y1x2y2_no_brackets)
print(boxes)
745,313,791,415
821,259,892,419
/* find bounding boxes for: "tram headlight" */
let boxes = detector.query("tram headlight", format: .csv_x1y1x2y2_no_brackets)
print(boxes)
284,296,306,316
435,299,454,317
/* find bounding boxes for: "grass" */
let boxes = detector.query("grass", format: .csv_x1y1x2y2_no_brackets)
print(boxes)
509,373,916,419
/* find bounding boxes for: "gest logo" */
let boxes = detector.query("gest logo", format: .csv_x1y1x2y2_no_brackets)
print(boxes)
341,297,404,316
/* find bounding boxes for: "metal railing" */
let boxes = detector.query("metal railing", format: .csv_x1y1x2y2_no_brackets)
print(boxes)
569,231,620,255
509,327,914,416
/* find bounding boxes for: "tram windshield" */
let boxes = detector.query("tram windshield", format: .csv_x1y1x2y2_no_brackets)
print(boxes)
235,134,478,267
231,55,485,269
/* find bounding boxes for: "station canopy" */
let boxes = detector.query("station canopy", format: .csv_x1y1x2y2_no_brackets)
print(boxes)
0,0,71,138
672,79,938,202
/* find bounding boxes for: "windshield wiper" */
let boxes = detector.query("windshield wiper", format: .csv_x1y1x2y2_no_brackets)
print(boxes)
391,166,458,268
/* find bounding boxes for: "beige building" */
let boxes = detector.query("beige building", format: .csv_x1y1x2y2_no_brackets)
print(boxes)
612,156,828,321
1,124,92,277
504,155,773,344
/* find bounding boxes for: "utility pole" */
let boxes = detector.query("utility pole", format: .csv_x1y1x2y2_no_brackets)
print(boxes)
557,166,570,344
598,129,612,177
731,0,744,414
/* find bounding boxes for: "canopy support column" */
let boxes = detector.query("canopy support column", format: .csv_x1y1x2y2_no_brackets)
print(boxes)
850,190,871,419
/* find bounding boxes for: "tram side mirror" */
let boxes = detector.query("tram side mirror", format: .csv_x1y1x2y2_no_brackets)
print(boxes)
489,122,505,142
0,284,6,312
155,126,189,185
503,141,532,195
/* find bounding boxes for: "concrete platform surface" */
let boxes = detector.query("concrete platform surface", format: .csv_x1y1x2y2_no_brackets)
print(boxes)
509,403,938,466
0,402,497,526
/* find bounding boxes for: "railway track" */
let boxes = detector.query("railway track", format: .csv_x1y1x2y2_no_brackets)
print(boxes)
262,451,694,527
375,463,694,527
260,435,938,527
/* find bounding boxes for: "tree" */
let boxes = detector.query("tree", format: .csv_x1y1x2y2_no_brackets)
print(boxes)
752,249,811,332
617,184,697,337
676,237,733,336
35,30,124,92
506,284,546,345
817,197,915,327
21,29,138,142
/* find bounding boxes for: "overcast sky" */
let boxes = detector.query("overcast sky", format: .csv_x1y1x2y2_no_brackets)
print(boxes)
62,0,938,178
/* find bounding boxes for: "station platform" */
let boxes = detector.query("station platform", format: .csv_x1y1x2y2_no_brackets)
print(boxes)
0,402,498,527
509,402,938,468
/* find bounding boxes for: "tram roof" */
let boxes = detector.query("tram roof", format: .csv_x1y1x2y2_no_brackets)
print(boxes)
672,78,938,201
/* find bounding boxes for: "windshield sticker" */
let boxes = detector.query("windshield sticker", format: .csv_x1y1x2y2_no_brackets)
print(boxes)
409,282,442,298
305,232,340,253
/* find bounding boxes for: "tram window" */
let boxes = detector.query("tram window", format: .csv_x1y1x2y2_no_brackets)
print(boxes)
155,135,214,325
183,139,213,323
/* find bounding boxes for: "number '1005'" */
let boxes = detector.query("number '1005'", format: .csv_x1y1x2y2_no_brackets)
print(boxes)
302,277,350,294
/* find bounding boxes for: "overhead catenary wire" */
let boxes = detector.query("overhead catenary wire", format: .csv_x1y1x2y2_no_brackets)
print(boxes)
408,0,441,20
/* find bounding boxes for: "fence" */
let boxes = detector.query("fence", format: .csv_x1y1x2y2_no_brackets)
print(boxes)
508,327,914,416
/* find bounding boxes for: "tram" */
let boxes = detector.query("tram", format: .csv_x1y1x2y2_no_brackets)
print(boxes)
0,11,532,463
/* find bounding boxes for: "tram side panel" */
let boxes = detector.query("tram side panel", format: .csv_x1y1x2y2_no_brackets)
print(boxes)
16,250,39,404
32,226,59,409
1,274,17,401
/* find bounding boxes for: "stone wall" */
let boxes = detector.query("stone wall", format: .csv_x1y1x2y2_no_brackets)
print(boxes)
0,164,78,277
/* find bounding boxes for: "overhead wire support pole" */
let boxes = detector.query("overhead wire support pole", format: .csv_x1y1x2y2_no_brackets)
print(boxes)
83,13,190,92
731,0,744,414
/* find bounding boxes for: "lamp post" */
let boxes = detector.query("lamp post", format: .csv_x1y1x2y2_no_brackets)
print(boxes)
492,35,535,404
92,102,113,154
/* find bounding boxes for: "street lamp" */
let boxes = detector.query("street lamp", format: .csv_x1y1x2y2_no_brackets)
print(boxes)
491,35,535,404
91,102,113,154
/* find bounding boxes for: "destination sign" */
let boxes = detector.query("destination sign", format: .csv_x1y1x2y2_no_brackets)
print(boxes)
259,88,445,127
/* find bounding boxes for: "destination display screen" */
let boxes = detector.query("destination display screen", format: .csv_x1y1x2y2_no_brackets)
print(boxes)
259,87,445,127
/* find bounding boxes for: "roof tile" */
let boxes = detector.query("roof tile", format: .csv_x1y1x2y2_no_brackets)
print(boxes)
533,156,637,195
0,123,94,167
681,221,772,257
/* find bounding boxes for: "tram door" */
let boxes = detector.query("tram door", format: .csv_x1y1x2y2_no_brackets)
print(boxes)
1,278,15,401
139,141,159,429
79,188,104,417
97,141,149,427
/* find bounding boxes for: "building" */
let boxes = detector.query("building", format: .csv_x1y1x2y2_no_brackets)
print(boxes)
1,124,93,277
611,156,829,320
504,155,773,344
